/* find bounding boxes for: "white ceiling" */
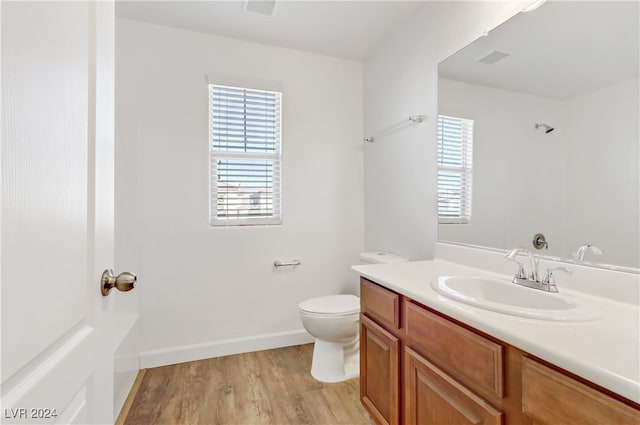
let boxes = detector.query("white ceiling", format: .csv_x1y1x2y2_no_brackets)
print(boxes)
115,1,427,60
439,1,640,100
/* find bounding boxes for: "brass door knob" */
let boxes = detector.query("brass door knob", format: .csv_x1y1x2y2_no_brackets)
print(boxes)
101,269,137,296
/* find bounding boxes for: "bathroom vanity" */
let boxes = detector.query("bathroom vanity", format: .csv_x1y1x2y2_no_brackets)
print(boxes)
357,1,640,423
354,260,640,425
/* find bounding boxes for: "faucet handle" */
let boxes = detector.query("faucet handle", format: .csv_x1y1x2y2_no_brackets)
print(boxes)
504,247,523,260
541,266,572,286
504,248,527,279
512,263,527,279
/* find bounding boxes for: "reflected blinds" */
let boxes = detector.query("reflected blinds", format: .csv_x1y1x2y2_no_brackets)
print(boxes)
437,115,473,224
209,84,282,226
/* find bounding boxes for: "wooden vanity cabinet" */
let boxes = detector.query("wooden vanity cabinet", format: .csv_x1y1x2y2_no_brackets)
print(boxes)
360,278,402,425
403,300,506,425
360,314,400,425
404,301,504,402
404,346,502,425
361,278,401,330
522,357,640,425
359,278,640,425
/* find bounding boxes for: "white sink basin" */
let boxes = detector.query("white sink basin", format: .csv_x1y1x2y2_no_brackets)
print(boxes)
430,276,604,321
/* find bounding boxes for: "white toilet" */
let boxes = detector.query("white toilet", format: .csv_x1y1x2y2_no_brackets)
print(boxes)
298,251,408,383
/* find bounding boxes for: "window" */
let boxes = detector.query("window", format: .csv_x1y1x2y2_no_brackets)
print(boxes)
209,84,282,226
437,114,473,224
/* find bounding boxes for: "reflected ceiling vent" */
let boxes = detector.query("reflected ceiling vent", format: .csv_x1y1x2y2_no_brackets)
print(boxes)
476,50,510,64
243,0,276,16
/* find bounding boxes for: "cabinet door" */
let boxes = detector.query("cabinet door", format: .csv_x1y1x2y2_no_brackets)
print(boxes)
404,347,503,425
360,314,400,425
404,301,504,401
522,357,640,425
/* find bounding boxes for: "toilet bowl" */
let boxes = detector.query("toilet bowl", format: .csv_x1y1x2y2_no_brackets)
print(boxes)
299,294,360,383
298,252,408,383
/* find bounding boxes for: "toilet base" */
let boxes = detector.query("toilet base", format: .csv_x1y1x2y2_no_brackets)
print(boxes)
310,337,359,383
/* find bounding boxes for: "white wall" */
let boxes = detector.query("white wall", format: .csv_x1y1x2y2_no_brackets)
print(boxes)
362,1,527,260
115,18,364,367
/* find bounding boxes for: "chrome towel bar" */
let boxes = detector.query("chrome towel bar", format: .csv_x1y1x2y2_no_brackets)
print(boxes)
274,259,301,267
364,114,425,143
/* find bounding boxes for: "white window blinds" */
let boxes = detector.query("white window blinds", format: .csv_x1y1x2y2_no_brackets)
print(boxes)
437,114,473,224
209,84,282,226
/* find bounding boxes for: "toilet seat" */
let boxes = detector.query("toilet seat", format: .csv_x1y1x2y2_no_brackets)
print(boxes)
298,294,360,316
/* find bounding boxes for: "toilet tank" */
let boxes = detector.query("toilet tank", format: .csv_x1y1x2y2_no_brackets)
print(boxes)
359,251,408,264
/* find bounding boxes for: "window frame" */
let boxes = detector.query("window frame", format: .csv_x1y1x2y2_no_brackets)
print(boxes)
208,82,283,227
437,114,474,225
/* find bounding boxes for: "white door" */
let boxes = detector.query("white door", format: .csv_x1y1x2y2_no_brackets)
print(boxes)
1,2,120,424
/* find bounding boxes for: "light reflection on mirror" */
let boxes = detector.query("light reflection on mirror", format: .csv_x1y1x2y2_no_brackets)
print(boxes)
437,1,639,272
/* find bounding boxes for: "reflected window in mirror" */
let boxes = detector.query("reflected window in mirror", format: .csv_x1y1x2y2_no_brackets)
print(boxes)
437,115,474,225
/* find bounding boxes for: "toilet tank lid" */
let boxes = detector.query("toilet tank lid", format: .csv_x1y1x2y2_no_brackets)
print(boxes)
360,251,409,264
298,294,360,315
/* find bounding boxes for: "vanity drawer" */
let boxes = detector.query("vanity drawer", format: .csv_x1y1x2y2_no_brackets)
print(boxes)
404,301,504,400
360,278,401,331
522,357,640,425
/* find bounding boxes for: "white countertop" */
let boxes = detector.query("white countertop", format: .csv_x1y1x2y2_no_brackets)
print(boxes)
352,260,640,404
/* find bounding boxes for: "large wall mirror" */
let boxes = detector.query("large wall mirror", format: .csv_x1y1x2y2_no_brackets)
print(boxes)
437,1,639,271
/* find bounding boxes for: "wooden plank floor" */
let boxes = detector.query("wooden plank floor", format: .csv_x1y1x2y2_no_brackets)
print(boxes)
124,344,374,425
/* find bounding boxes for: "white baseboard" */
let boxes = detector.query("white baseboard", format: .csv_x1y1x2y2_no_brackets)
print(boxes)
139,330,315,369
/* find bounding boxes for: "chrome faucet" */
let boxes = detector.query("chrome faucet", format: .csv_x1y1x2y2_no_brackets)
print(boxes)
505,247,539,281
575,244,604,262
504,247,571,293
